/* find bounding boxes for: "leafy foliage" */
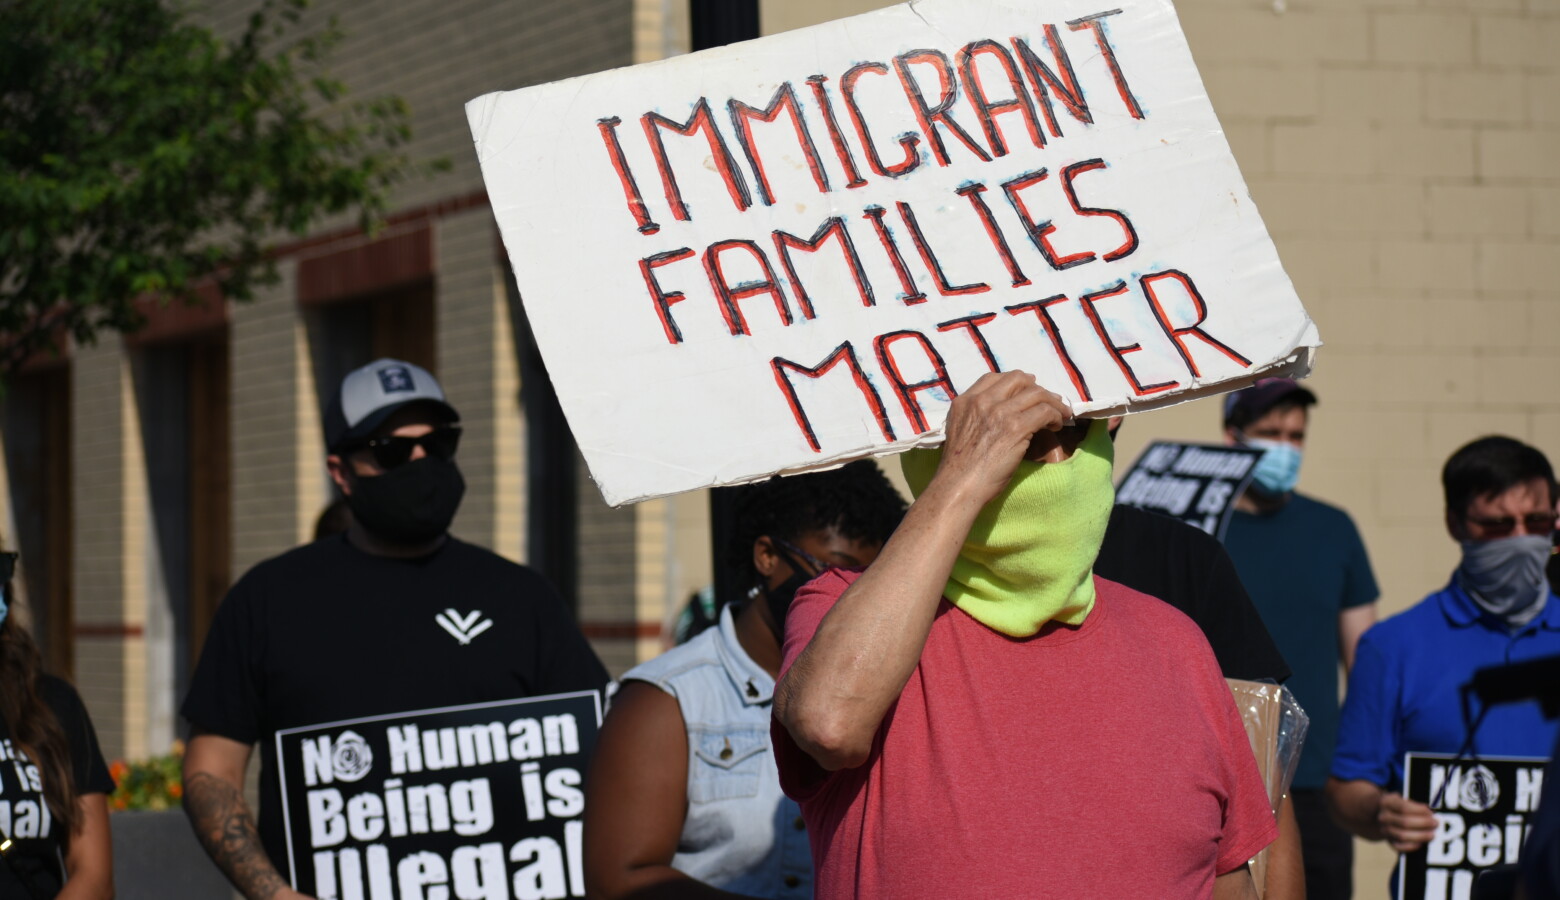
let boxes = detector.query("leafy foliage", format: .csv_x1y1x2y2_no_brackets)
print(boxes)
108,740,184,812
0,0,439,378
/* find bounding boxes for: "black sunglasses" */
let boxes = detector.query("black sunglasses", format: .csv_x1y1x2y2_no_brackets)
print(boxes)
347,426,462,470
1463,513,1558,539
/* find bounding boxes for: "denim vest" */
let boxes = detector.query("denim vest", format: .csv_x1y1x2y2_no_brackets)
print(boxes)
623,605,812,898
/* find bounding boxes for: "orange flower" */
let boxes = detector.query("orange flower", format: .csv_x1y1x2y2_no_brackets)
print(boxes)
168,782,183,798
109,760,129,783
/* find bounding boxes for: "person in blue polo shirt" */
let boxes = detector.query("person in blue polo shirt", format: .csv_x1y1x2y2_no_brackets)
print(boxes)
1328,436,1560,854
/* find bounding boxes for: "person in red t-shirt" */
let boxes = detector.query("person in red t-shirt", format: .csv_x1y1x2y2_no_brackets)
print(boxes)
772,372,1277,900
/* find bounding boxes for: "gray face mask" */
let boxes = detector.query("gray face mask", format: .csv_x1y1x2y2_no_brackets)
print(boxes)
1457,534,1552,629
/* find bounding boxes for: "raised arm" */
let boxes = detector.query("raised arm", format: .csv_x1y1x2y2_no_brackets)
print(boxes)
183,730,313,900
773,372,1070,771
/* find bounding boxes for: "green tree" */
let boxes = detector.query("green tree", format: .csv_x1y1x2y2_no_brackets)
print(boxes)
0,0,439,379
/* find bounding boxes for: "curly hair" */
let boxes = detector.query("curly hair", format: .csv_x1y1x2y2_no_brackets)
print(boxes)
0,613,81,834
724,459,907,589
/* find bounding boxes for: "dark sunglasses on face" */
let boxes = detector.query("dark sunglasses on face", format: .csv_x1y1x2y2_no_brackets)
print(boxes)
1464,513,1558,539
348,426,462,470
772,537,829,575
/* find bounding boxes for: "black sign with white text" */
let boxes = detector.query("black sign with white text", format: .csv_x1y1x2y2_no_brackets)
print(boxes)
276,691,602,900
1115,441,1261,540
1399,753,1548,900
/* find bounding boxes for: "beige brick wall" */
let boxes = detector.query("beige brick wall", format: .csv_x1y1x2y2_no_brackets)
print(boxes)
209,0,636,232
438,210,524,557
231,267,313,576
1166,0,1560,605
70,342,146,760
577,452,641,675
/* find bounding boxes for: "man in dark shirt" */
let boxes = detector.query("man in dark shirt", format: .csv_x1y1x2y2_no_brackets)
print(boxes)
180,359,609,900
1096,502,1289,683
1220,379,1379,900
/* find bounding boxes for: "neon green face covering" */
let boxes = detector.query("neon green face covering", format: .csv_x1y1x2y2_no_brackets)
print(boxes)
899,419,1115,637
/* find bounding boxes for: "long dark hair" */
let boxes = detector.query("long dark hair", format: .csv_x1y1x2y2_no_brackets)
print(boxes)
0,612,81,835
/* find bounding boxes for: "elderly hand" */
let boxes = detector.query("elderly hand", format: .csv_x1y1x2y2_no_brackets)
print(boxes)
929,371,1073,510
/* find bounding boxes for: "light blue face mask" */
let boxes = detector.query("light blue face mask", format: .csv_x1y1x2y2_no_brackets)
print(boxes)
0,582,8,629
1245,438,1303,495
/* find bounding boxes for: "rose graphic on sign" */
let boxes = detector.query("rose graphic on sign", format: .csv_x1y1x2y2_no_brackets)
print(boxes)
1458,764,1500,813
330,730,373,783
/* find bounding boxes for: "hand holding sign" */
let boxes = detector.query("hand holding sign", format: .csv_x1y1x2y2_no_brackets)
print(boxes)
1379,792,1439,853
1397,754,1550,899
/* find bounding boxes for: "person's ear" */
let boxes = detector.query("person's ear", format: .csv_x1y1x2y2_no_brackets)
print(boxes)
1224,426,1240,446
1107,416,1124,439
327,455,353,497
1445,509,1465,543
753,536,782,580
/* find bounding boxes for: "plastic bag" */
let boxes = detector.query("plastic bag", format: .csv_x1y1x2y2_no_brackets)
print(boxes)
1227,679,1311,897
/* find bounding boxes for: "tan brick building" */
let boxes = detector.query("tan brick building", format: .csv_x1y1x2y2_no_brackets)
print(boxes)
1,0,1556,890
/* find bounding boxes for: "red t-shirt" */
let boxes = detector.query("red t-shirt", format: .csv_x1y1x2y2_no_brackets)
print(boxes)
773,569,1276,900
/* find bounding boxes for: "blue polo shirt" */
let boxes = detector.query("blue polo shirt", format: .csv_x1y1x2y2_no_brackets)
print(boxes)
1331,578,1560,791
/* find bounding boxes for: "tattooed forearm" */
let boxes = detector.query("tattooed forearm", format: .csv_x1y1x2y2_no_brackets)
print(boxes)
183,771,290,900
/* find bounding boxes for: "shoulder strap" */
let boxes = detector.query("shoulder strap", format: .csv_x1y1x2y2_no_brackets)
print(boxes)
0,827,51,900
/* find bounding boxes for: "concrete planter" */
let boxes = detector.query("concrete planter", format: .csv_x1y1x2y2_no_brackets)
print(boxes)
109,809,233,900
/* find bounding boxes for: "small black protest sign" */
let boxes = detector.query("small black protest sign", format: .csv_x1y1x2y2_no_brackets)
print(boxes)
1115,441,1261,539
276,691,601,900
1398,752,1548,900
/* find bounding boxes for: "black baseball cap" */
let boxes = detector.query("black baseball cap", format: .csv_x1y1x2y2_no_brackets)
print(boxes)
323,359,459,453
1223,377,1317,428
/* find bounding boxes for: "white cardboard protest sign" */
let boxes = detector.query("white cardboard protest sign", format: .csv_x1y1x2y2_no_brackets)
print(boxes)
469,0,1320,506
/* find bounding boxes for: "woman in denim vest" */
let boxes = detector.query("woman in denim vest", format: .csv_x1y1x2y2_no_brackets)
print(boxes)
584,462,905,899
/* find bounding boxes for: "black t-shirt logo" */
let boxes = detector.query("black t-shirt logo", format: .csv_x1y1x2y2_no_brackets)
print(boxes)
435,608,494,645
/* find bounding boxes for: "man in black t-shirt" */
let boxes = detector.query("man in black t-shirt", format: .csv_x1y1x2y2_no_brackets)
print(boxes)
1096,503,1289,683
180,359,609,900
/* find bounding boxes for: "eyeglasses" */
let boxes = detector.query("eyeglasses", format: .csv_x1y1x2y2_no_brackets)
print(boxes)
772,538,829,575
1462,513,1558,539
347,426,462,470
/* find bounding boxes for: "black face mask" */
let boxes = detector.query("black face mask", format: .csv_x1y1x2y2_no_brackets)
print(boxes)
762,546,817,640
346,456,466,545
